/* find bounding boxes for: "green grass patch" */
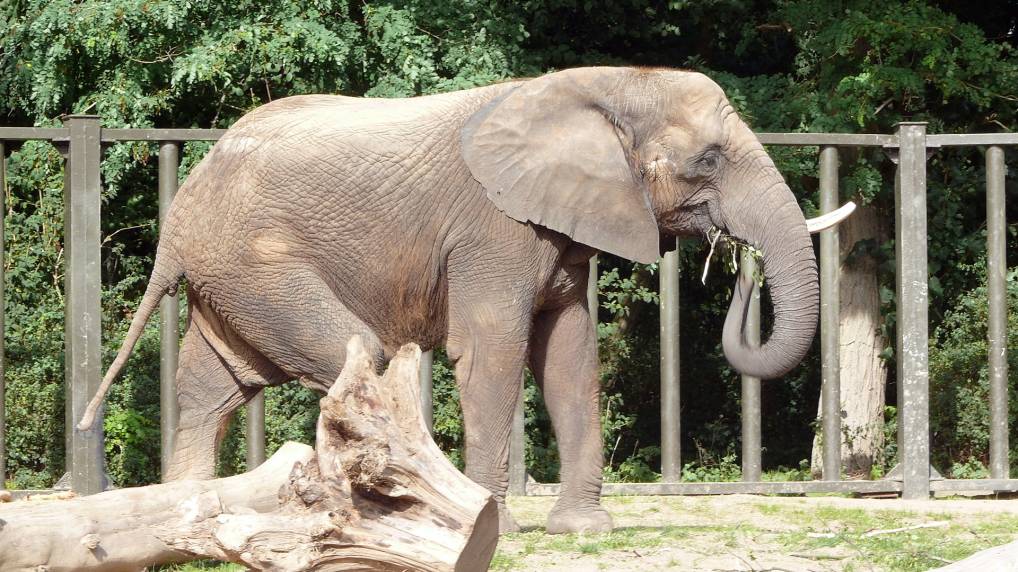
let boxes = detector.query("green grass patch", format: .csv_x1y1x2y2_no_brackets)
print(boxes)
149,499,1018,571
777,511,1018,571
156,562,243,572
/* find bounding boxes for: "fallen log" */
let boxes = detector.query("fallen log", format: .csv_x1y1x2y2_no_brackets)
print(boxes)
0,337,498,571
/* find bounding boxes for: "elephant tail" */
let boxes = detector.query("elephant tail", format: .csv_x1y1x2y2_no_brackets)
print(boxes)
76,251,184,431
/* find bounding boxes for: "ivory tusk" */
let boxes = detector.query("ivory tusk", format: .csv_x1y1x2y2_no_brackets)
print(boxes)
806,201,856,233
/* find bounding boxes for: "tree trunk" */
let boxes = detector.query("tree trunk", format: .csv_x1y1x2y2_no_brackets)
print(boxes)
812,201,888,478
0,337,498,572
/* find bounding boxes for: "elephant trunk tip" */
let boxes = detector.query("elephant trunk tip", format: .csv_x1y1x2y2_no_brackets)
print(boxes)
720,256,819,381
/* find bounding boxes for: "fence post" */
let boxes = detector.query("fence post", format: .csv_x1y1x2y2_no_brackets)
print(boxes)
819,145,842,481
158,142,180,480
588,255,598,330
0,142,6,484
419,350,434,434
740,253,762,482
246,392,266,469
508,376,526,495
660,242,681,482
893,122,930,500
62,115,107,495
986,145,1009,479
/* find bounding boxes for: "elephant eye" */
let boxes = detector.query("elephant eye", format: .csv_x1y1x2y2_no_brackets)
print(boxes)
689,147,722,178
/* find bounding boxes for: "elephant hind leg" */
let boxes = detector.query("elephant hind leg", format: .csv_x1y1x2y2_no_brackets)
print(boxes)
165,325,256,481
166,268,386,481
205,266,385,393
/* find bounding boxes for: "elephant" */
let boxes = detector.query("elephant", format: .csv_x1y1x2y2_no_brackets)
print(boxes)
79,66,837,534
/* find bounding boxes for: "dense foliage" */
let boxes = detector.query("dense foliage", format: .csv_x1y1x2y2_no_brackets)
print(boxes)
0,0,1014,487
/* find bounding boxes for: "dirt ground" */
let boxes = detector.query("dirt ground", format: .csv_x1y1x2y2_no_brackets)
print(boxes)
11,490,1016,571
498,494,1018,571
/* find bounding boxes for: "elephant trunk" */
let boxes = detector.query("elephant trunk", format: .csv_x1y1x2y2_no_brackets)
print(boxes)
720,171,819,380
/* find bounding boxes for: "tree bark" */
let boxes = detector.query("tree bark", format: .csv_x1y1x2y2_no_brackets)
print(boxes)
812,201,888,477
0,337,498,572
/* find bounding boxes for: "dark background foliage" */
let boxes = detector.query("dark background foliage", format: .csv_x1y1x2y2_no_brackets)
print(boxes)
0,0,1014,487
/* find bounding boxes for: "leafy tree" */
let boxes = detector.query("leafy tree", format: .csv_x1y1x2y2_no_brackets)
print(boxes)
0,0,1014,486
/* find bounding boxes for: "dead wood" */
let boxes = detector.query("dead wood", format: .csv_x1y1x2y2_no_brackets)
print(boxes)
0,337,498,571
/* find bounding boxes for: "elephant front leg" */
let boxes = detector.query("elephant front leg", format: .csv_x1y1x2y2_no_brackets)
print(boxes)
447,312,529,534
530,302,613,534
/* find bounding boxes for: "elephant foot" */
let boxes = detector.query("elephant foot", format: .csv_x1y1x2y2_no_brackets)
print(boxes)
546,504,613,534
498,503,521,534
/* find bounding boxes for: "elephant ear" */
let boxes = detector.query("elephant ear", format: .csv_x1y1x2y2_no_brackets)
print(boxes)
460,70,660,264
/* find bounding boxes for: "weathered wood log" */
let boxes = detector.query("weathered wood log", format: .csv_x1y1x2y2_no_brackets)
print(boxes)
0,337,498,571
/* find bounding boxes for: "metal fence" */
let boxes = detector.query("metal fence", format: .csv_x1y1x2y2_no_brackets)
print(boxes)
0,119,1014,499
0,118,238,495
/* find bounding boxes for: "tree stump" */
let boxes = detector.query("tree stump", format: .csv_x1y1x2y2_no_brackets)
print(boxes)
0,337,498,571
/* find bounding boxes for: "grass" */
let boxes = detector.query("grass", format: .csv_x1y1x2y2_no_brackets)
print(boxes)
770,506,1018,572
156,562,244,572
157,497,1018,571
497,498,1018,571
490,525,729,570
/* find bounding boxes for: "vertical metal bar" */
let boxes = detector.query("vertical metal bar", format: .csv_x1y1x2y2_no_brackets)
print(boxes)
63,151,72,475
819,146,842,481
893,122,930,499
62,115,106,495
246,391,266,469
588,255,599,326
419,349,434,434
507,376,526,495
986,145,1009,480
158,142,180,480
0,142,6,485
740,253,762,482
660,242,681,482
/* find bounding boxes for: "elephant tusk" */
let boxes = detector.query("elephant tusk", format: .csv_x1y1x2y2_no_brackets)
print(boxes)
806,201,856,233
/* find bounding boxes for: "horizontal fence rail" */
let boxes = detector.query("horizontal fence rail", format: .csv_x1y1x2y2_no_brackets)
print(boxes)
0,123,1012,498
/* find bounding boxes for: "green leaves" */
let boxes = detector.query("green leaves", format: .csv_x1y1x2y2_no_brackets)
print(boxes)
779,0,1016,131
1,0,363,126
597,265,659,321
0,0,1013,486
930,268,1018,474
359,2,521,97
699,227,765,288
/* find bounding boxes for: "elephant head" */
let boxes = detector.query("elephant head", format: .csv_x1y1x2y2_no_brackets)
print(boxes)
461,67,824,380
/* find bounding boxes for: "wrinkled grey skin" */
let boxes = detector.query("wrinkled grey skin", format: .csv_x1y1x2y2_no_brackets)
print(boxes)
82,67,818,534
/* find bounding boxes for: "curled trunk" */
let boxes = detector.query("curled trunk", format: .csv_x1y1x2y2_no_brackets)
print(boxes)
721,174,819,380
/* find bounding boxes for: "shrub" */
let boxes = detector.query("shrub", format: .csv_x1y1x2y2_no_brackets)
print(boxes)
930,268,1018,474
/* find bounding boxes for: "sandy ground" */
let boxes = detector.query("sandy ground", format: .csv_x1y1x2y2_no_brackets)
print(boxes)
9,490,1017,570
499,494,1018,571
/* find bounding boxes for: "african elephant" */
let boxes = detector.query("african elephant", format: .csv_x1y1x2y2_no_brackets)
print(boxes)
80,67,829,534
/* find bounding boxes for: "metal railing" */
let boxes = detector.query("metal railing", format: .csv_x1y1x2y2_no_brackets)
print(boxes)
0,118,256,494
0,119,1013,499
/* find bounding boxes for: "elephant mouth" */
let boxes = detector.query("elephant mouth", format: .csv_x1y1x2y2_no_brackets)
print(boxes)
664,201,856,264
661,200,721,244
